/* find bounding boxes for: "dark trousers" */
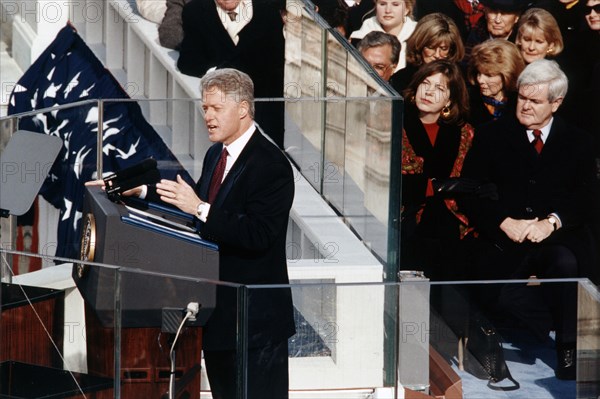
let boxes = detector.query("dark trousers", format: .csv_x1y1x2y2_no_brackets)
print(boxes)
469,239,578,344
499,244,578,343
204,340,289,399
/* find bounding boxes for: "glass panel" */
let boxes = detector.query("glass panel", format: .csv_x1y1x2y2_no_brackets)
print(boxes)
284,0,326,192
321,28,348,212
100,95,400,270
427,279,600,399
0,101,99,269
2,250,600,398
283,0,402,266
116,268,228,399
578,280,600,398
248,281,401,398
284,95,402,265
0,249,117,398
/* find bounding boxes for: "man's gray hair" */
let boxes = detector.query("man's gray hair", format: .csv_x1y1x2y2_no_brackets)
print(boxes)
357,31,401,65
200,68,255,118
517,59,568,102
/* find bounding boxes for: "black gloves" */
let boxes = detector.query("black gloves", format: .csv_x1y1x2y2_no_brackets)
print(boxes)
431,177,498,200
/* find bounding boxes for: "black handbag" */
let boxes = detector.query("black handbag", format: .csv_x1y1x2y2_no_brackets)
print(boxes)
465,314,520,391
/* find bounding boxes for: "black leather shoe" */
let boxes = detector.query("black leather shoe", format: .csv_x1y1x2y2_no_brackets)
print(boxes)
555,344,576,380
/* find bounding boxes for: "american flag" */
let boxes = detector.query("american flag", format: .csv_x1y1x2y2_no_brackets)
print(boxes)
8,24,192,260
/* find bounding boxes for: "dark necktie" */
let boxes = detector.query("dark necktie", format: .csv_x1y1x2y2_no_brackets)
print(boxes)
227,11,237,21
532,129,543,154
208,148,228,203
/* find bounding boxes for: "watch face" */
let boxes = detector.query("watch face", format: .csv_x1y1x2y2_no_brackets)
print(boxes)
77,213,97,278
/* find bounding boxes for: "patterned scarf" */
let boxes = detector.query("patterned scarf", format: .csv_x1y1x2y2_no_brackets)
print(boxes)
401,123,476,238
481,95,507,119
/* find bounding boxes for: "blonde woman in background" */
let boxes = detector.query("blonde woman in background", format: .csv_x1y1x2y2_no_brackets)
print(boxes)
515,8,564,64
349,0,417,70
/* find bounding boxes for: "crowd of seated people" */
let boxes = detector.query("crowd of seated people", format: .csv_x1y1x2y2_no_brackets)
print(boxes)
132,0,600,383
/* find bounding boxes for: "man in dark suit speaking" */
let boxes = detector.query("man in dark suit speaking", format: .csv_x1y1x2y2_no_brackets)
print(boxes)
150,68,295,398
460,59,598,380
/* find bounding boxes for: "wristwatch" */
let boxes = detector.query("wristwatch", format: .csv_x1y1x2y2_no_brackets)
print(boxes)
197,202,206,217
546,216,558,231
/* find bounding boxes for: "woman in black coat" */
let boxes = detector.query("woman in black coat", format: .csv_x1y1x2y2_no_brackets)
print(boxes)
401,60,520,385
400,59,472,281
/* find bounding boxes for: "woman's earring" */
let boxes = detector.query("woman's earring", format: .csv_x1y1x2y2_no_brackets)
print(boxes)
441,104,451,119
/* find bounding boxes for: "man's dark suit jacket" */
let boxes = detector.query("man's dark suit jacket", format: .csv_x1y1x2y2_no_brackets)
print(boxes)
177,0,284,99
150,129,296,350
197,130,295,350
459,115,598,278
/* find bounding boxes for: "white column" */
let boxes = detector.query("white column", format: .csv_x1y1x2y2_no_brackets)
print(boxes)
10,0,70,72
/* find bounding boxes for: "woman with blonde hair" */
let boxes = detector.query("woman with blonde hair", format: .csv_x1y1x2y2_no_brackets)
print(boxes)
349,0,417,70
515,8,564,64
390,12,465,92
467,39,525,126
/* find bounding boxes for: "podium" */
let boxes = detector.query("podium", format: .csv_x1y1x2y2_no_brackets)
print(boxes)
74,186,220,399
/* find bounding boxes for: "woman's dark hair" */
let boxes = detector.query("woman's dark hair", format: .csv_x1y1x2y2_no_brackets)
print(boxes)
403,60,469,125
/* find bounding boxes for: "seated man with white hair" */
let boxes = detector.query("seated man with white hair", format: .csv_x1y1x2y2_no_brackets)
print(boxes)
460,59,599,380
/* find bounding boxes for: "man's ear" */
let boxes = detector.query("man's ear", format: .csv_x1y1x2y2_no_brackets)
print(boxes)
239,101,250,118
551,96,563,112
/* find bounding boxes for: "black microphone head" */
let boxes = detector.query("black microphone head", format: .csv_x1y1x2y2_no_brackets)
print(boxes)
104,158,159,198
105,158,157,182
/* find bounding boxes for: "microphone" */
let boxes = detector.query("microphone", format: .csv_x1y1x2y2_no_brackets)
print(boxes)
104,158,160,201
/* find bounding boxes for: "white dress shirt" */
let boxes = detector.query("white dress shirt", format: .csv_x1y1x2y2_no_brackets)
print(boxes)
216,0,253,45
526,118,553,144
196,123,256,221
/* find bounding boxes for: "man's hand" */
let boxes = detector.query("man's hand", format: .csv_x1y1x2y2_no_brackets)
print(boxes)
156,175,202,215
500,217,538,242
84,180,106,189
523,219,554,243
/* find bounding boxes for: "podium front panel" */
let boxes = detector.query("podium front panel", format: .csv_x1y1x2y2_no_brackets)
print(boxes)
74,186,220,328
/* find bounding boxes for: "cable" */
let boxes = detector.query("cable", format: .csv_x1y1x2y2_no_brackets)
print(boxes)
168,303,198,399
170,311,192,355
